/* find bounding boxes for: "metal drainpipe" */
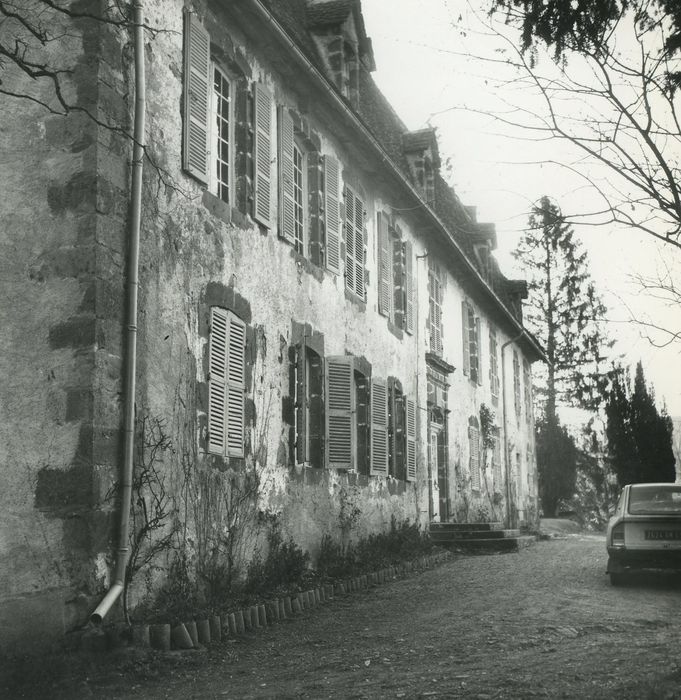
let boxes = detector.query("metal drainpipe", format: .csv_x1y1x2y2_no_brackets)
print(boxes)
90,0,145,625
501,332,523,529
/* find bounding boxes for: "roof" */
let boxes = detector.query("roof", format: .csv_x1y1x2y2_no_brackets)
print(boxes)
252,0,545,360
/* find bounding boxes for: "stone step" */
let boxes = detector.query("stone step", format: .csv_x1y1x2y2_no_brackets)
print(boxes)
442,535,537,553
430,528,521,541
430,522,505,532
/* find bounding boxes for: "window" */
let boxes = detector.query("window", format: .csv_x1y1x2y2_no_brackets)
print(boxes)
513,349,521,420
377,213,415,333
211,67,232,203
429,265,443,354
324,358,415,481
388,379,405,479
489,326,500,406
523,359,532,425
469,424,481,491
462,301,481,385
295,343,323,468
182,11,271,223
207,307,246,458
278,107,307,252
344,187,365,299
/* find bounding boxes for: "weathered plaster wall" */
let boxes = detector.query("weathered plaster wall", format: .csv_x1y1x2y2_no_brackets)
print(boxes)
0,5,127,651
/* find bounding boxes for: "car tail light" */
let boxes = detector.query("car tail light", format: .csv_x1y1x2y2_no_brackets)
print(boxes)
612,524,625,547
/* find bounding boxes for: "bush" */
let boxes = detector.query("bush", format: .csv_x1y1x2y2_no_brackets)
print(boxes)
244,528,310,596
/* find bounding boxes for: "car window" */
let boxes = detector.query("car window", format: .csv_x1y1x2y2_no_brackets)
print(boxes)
628,485,681,514
616,491,625,515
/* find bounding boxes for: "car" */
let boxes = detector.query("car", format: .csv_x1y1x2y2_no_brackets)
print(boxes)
606,482,681,585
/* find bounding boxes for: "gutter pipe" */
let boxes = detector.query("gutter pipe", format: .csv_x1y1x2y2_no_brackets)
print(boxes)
91,0,145,625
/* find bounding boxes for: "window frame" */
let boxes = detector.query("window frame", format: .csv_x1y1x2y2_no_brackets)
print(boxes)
210,64,234,205
489,326,500,405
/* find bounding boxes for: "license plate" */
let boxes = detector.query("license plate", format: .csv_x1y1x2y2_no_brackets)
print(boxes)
644,530,681,540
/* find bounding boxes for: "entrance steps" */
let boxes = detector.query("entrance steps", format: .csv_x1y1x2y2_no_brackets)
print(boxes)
429,522,536,553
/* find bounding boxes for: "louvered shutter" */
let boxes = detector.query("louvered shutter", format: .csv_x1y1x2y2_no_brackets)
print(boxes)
344,189,355,294
277,106,295,243
295,343,307,464
325,356,355,469
377,212,391,317
182,11,210,184
469,425,480,490
370,378,388,476
323,155,341,274
404,240,414,334
226,313,246,458
475,317,482,385
208,307,228,454
353,192,365,298
253,82,272,227
492,433,502,488
406,397,416,481
461,300,470,376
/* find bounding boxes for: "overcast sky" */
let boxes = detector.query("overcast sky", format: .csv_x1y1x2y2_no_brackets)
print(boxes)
361,0,681,416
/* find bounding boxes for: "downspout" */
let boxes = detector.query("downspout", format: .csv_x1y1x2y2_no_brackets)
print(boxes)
415,253,430,523
91,0,145,625
501,332,523,529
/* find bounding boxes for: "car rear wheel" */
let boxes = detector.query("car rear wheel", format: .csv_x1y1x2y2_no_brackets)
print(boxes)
609,572,625,586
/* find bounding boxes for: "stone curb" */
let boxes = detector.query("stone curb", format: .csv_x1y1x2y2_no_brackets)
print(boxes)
131,551,452,651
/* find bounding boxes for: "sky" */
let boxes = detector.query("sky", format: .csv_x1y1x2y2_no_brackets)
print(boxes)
361,0,681,416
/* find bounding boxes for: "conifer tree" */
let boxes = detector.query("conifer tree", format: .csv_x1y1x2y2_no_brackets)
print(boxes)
514,196,612,421
605,362,676,486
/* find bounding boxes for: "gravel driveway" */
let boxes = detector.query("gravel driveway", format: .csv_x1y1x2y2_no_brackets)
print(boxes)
14,534,681,699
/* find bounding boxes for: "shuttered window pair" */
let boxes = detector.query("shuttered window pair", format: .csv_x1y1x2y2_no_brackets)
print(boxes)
489,326,500,405
462,301,482,385
344,187,365,299
309,357,415,480
428,266,443,355
182,11,271,225
277,107,341,269
377,213,414,333
469,425,481,491
207,307,246,458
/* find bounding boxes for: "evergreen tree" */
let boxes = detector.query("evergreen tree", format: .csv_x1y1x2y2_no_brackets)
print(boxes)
535,414,578,517
605,362,676,485
514,196,612,421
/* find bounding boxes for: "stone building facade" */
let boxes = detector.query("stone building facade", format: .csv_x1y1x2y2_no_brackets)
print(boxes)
0,0,544,650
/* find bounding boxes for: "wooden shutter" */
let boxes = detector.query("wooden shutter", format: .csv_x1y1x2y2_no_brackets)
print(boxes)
253,82,272,227
404,240,414,334
469,425,480,490
182,11,210,184
344,189,355,294
295,343,308,464
325,356,355,469
492,432,502,488
324,155,341,274
353,193,365,297
461,300,470,376
277,106,295,243
370,378,389,476
208,307,228,454
475,317,482,385
226,313,246,458
406,397,416,481
430,271,442,355
377,212,391,317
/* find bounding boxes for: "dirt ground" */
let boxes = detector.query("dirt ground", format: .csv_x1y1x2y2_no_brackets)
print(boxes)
7,533,681,699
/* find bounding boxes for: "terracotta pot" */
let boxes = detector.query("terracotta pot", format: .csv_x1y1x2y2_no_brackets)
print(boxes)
196,618,211,645
171,623,193,650
149,623,171,651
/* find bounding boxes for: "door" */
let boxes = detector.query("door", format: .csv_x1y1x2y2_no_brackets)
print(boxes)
437,427,449,521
